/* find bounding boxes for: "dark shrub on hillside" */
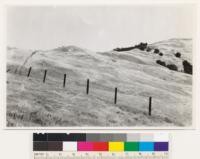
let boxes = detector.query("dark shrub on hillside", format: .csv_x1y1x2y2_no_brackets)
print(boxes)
146,47,152,52
113,48,120,51
183,60,192,74
156,60,166,67
166,64,178,71
175,52,181,58
113,46,135,52
113,42,148,52
134,42,148,51
159,52,163,56
154,49,160,54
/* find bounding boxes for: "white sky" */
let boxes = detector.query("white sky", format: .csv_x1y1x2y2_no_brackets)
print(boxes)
7,5,196,51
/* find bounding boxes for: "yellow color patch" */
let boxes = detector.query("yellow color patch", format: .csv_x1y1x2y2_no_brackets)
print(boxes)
109,142,124,151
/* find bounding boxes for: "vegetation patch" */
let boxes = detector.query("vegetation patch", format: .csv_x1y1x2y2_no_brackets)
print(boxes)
175,52,181,58
154,49,160,54
166,64,178,71
156,60,166,67
113,42,148,52
183,60,192,74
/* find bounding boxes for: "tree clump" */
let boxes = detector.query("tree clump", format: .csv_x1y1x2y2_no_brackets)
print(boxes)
156,60,166,67
113,42,148,52
134,42,148,51
183,60,192,74
154,49,160,54
166,64,178,71
146,47,152,52
113,46,135,52
175,52,181,58
156,60,178,72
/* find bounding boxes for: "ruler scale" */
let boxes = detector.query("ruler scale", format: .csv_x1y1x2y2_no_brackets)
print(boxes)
33,133,170,159
34,152,169,159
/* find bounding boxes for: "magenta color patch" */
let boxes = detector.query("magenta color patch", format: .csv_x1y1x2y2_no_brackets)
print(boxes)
77,142,93,151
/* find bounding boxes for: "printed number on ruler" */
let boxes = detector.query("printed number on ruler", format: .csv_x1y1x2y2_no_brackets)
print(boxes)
33,152,169,159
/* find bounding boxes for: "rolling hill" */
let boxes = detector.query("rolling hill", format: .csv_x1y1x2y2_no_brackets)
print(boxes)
6,39,192,127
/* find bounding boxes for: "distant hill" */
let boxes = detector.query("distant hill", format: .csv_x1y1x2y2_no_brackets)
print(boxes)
53,45,86,53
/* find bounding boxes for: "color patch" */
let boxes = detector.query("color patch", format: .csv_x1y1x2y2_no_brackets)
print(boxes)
64,133,86,141
127,134,140,141
47,133,66,141
124,142,139,151
86,134,101,141
77,142,93,151
109,142,124,151
33,134,48,141
140,133,154,141
112,134,127,141
154,133,169,142
93,142,108,151
33,142,48,151
154,142,168,151
63,142,77,151
47,133,86,141
99,134,115,141
139,142,154,151
48,142,63,151
99,134,126,141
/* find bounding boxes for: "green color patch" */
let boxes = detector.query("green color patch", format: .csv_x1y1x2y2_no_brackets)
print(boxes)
124,142,139,151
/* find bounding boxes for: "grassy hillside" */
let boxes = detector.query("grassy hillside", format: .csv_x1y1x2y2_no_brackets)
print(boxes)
6,39,192,127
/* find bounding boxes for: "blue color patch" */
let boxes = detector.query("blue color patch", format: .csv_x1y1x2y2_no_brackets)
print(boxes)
139,142,154,151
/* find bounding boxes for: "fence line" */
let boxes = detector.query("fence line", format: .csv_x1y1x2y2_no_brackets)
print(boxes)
8,66,154,116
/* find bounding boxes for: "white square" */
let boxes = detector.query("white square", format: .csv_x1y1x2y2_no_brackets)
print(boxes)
63,142,77,151
154,133,169,142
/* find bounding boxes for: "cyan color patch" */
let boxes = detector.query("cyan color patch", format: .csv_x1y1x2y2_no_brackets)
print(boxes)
139,142,154,151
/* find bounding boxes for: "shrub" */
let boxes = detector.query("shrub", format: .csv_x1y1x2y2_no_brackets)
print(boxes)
175,52,181,58
113,46,136,52
166,64,178,71
183,60,192,74
146,47,152,52
156,60,166,67
154,49,160,54
113,42,148,52
159,52,163,56
135,42,148,51
113,48,120,51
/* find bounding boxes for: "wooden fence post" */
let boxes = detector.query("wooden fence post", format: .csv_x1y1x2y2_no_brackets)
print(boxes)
14,68,18,74
114,87,117,104
43,70,47,83
63,74,66,87
149,97,152,116
86,79,89,94
27,67,32,77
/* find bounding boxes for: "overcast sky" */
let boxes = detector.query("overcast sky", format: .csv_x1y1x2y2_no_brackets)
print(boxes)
7,5,196,51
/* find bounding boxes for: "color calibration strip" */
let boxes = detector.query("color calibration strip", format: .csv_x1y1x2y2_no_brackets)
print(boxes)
33,133,169,159
34,141,168,152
